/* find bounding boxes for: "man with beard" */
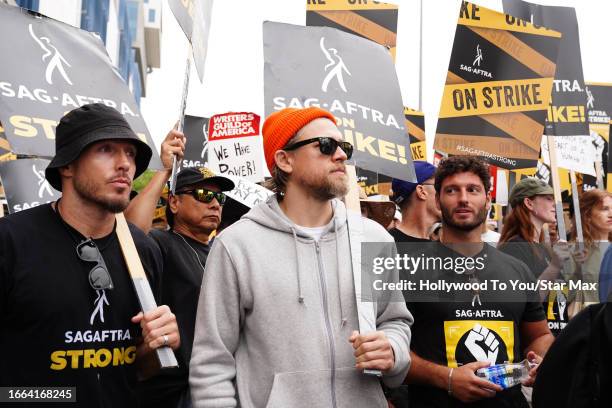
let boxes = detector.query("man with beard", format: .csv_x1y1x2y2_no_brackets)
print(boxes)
189,107,413,408
403,156,554,408
0,104,180,408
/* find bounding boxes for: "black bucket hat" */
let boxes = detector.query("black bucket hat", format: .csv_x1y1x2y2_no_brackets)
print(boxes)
45,103,152,191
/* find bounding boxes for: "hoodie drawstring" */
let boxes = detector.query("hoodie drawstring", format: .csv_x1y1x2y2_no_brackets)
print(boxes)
336,218,347,328
290,227,305,304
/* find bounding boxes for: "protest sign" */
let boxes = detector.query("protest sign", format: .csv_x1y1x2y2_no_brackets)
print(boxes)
168,0,214,82
0,158,60,213
0,123,15,162
504,0,594,242
182,115,209,169
307,0,402,192
503,0,591,140
541,136,596,177
306,0,398,61
224,175,273,209
0,4,161,169
585,82,611,191
207,112,264,183
356,168,391,197
434,1,561,170
264,22,415,182
405,107,426,161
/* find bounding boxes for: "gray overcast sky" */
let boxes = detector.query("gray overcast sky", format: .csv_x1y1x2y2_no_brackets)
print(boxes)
140,0,612,159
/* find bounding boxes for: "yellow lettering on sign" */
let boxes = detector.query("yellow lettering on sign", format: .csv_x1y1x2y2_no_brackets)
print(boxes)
343,129,409,165
547,105,587,123
9,115,58,139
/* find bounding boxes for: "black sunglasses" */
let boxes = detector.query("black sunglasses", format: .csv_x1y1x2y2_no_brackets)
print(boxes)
284,137,353,160
177,188,227,205
76,238,114,291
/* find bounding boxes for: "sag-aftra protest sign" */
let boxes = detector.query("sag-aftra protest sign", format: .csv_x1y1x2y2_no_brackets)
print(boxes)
0,158,60,213
0,5,161,168
264,22,415,182
182,115,210,169
434,1,561,170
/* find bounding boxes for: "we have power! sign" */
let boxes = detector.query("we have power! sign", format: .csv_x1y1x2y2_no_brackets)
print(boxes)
208,112,264,183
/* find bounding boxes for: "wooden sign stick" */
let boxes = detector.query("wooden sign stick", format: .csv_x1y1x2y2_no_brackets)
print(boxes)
345,164,381,377
569,170,584,251
115,212,178,369
547,135,567,242
169,46,193,194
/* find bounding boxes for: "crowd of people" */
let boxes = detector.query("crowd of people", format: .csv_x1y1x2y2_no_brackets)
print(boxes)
1,103,611,407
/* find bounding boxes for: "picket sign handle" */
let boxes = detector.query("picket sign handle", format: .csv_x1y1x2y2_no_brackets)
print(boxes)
595,161,605,190
344,165,382,378
546,135,567,242
115,212,179,369
569,170,584,251
170,47,193,194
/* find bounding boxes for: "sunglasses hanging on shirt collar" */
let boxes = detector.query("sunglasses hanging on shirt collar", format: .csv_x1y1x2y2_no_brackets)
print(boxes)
76,238,114,291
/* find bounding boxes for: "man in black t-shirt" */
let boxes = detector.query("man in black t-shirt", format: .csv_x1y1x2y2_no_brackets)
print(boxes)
403,156,554,408
0,104,180,408
389,161,440,243
131,163,234,408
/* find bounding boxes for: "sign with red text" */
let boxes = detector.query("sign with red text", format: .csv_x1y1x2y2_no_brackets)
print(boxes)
207,112,264,182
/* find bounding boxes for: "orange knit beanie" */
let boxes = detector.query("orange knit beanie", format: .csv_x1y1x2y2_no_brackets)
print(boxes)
262,107,336,173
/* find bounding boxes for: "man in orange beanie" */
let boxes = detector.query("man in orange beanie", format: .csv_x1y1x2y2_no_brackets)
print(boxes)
189,107,413,407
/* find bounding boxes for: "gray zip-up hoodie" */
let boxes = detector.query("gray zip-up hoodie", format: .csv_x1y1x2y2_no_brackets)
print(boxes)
189,196,413,408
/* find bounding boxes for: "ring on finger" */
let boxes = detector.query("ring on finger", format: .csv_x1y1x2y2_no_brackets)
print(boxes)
162,334,169,347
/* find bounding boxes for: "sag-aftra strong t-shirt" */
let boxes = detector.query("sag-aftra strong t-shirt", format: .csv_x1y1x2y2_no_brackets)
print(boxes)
0,204,162,408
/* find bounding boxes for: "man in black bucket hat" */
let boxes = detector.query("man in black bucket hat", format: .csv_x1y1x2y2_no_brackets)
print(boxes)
0,103,180,408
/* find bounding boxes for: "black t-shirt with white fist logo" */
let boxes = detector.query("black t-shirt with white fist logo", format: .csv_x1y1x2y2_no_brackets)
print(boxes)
405,243,545,408
0,204,162,408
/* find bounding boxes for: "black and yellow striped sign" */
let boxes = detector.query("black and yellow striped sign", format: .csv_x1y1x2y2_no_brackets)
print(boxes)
306,0,398,61
434,1,561,170
405,107,426,160
0,123,15,162
584,82,611,191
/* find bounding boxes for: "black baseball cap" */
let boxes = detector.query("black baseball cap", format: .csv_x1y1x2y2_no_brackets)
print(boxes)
174,167,235,192
45,103,152,191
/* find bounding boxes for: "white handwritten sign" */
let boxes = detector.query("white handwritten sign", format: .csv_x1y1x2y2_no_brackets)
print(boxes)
224,175,273,208
208,112,264,182
541,135,596,176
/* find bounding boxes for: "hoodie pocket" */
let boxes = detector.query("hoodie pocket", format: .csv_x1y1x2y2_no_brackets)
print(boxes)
334,367,387,408
265,370,331,408
264,368,386,408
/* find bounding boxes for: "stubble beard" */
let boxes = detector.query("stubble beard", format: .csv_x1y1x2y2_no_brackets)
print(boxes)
304,172,349,201
441,204,487,232
73,175,130,214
